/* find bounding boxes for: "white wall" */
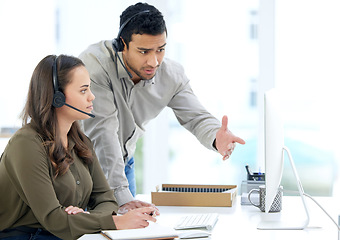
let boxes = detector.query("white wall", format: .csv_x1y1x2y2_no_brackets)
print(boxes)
0,0,55,128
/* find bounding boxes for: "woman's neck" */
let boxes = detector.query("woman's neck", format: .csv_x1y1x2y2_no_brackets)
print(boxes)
57,115,73,149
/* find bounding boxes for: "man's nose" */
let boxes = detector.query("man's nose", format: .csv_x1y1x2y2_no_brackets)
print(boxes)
147,53,159,67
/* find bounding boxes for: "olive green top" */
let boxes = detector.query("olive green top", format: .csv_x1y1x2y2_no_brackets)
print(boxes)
0,124,118,239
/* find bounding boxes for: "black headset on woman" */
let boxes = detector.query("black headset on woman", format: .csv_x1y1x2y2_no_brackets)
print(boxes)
52,56,95,118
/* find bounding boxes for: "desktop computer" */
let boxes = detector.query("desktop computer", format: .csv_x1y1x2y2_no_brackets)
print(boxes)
258,88,310,230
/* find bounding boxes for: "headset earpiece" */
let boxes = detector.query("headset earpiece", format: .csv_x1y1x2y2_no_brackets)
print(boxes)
112,37,123,52
52,56,66,108
52,91,66,108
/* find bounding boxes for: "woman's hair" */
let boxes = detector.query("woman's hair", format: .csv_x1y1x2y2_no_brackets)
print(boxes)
119,2,167,49
21,54,93,177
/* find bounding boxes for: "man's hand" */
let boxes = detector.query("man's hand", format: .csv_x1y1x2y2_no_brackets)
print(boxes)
215,115,245,160
113,207,158,229
118,200,160,215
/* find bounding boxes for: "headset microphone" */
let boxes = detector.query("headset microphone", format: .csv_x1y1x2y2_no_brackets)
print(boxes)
65,103,95,118
52,56,95,118
112,10,150,79
113,48,133,79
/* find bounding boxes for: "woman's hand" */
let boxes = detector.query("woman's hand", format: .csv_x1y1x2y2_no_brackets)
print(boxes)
113,207,158,229
65,205,90,215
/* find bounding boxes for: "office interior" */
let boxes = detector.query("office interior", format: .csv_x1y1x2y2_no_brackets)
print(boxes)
0,0,340,201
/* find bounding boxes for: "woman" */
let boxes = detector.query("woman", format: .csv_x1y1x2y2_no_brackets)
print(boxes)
0,55,157,240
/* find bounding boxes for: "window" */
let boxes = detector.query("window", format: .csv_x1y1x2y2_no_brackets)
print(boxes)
1,0,339,198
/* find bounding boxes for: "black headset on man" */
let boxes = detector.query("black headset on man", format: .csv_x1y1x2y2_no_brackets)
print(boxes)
52,10,150,117
52,56,95,118
111,10,150,79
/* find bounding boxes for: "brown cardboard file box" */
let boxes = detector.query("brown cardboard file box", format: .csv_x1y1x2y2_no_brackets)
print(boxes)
151,184,237,207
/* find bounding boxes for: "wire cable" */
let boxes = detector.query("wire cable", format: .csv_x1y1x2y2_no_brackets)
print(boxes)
283,189,340,231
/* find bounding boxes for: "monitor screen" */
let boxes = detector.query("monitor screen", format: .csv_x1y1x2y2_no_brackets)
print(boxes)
264,88,284,213
259,89,310,229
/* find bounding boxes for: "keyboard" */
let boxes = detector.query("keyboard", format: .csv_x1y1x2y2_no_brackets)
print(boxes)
174,213,219,230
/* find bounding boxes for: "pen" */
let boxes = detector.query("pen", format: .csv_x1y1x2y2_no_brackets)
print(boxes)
149,210,156,216
100,231,113,240
258,167,262,181
245,164,253,175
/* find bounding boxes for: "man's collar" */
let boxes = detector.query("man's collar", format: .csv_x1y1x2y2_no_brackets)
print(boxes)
137,78,155,87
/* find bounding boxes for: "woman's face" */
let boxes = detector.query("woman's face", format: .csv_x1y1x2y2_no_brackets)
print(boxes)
57,66,95,121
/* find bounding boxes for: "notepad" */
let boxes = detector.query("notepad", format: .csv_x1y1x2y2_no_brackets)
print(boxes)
102,222,178,240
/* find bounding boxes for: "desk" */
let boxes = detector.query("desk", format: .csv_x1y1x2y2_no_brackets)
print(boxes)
80,195,340,240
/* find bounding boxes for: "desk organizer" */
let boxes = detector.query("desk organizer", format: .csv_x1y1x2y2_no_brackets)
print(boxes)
247,172,265,181
151,184,237,207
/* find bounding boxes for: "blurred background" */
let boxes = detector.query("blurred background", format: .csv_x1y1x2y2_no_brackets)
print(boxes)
1,0,339,197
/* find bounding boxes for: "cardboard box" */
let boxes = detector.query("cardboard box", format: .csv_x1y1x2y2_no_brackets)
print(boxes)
151,184,237,207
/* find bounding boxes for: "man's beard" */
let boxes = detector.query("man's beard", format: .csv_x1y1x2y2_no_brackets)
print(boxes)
125,59,157,80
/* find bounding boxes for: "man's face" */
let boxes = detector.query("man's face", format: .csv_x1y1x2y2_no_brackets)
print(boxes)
122,32,167,83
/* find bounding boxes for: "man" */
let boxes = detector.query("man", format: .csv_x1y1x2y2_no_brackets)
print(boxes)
79,2,245,213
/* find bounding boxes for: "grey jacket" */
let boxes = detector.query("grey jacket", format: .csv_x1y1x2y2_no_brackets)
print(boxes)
79,40,221,206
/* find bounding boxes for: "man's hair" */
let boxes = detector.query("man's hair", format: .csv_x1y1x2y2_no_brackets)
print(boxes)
119,2,167,48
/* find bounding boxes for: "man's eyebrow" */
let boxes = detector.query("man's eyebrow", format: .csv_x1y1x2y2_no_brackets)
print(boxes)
137,43,167,51
159,43,167,48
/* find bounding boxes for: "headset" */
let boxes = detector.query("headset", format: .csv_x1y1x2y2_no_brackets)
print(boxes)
112,9,150,52
52,56,95,118
111,10,150,79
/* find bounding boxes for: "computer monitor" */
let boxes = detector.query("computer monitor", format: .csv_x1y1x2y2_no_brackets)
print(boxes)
257,88,310,230
263,88,285,214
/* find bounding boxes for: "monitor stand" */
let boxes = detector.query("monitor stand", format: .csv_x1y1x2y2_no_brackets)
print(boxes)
257,146,310,230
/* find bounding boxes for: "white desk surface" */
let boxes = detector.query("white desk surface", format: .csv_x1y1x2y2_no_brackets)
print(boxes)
80,194,340,240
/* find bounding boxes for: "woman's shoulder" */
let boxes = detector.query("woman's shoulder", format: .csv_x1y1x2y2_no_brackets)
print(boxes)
6,124,44,151
11,124,42,141
2,124,48,168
